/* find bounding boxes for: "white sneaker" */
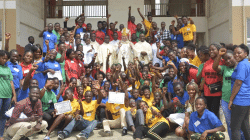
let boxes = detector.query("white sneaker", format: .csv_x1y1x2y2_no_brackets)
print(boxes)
76,134,87,140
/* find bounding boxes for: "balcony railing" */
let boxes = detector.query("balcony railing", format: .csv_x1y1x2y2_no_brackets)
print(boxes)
144,3,205,17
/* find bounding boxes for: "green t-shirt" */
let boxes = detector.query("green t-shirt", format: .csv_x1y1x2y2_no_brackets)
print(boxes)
197,63,204,81
154,100,164,111
56,53,66,82
159,79,168,88
140,79,152,92
52,30,60,44
41,89,57,111
220,65,234,103
0,65,13,98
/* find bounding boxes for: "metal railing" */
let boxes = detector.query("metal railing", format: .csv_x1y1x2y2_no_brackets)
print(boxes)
144,3,205,17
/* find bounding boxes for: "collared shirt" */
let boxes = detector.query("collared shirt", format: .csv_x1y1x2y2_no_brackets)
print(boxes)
231,58,250,106
154,29,171,43
107,30,121,41
52,30,60,44
0,65,13,98
44,60,62,78
75,59,85,78
42,31,57,53
189,109,223,136
175,91,189,105
93,30,105,45
6,61,23,89
128,21,137,35
6,98,43,127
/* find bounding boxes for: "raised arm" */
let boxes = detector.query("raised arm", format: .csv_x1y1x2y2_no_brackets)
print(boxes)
170,20,180,35
137,8,145,21
106,53,112,72
151,74,156,94
128,6,131,21
23,65,38,91
4,33,11,51
39,27,47,38
56,50,66,63
122,57,127,72
40,80,52,99
156,43,163,60
162,87,170,109
213,48,226,73
56,84,66,101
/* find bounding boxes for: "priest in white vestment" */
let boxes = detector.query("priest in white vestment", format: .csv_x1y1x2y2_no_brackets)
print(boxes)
133,33,153,65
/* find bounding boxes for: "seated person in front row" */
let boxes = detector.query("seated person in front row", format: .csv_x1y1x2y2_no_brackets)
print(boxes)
58,84,103,140
188,97,225,140
5,86,48,140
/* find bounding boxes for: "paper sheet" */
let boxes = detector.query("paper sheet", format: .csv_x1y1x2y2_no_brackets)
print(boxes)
5,107,28,118
168,113,185,126
47,70,62,80
54,100,72,115
108,92,125,104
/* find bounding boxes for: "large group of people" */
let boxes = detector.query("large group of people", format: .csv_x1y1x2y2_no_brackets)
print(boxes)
0,6,250,140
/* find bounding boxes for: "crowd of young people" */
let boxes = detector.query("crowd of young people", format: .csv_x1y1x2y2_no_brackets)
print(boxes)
0,6,250,140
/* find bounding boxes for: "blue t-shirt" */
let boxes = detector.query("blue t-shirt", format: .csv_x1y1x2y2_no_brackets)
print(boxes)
128,92,142,102
231,58,250,106
162,56,170,63
33,60,46,89
175,91,189,105
75,28,87,36
102,28,107,35
176,24,184,49
52,89,63,102
6,61,23,89
189,109,223,136
42,31,57,53
101,97,109,104
17,88,29,102
168,76,177,97
173,56,180,69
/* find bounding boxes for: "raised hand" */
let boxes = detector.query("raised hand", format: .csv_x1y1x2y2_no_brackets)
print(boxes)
137,8,140,11
31,65,39,71
5,33,11,40
219,48,227,56
171,20,175,26
129,6,131,10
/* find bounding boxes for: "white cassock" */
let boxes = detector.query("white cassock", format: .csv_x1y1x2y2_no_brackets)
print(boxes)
117,41,134,71
110,39,120,46
151,43,162,67
83,44,95,64
110,39,120,64
97,43,115,73
133,41,153,65
90,41,100,62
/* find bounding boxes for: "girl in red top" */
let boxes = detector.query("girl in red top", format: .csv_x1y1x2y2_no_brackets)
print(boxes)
178,59,198,84
20,50,34,79
65,49,78,84
201,43,224,118
75,50,85,78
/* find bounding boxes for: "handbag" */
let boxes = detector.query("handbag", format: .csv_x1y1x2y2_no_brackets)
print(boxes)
207,81,222,94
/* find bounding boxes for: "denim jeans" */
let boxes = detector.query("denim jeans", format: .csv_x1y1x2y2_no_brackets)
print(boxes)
221,99,245,140
0,98,11,137
63,116,97,138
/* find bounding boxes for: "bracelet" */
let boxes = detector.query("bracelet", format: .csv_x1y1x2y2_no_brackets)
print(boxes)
43,87,47,91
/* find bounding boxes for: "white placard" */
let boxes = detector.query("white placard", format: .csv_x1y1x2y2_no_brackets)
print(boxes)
5,107,28,118
108,92,125,104
168,113,185,126
54,100,72,115
47,70,62,80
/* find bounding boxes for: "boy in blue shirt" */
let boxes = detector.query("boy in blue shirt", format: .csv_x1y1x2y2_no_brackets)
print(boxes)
51,77,64,102
189,97,225,140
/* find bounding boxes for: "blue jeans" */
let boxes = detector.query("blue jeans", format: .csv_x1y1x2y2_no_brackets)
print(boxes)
62,116,97,138
0,98,11,137
221,99,245,140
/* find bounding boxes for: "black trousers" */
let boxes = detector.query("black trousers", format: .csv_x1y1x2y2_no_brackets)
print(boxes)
43,109,56,129
204,96,221,119
231,104,250,140
134,121,169,140
184,41,193,46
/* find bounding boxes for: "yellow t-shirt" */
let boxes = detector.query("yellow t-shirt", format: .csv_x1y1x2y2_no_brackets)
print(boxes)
83,86,91,96
106,103,125,120
64,99,80,118
81,100,100,121
189,55,201,67
145,106,169,128
125,107,137,115
179,24,196,41
142,93,154,107
144,19,152,37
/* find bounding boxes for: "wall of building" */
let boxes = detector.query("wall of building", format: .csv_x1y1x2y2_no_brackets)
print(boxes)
207,0,232,44
232,0,250,45
16,0,44,54
0,0,16,50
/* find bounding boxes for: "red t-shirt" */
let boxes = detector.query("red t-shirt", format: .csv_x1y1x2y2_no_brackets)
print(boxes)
107,29,114,41
128,21,137,35
20,63,34,79
76,59,85,78
202,58,223,96
160,50,166,56
132,41,137,45
65,59,79,80
188,67,198,83
117,31,122,40
93,30,105,45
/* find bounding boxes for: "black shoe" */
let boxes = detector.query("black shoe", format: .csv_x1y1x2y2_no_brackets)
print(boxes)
38,130,43,134
19,136,30,140
122,129,127,136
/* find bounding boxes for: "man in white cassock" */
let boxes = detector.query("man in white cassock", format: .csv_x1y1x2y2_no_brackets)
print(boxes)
83,38,96,64
133,33,153,65
97,35,115,73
